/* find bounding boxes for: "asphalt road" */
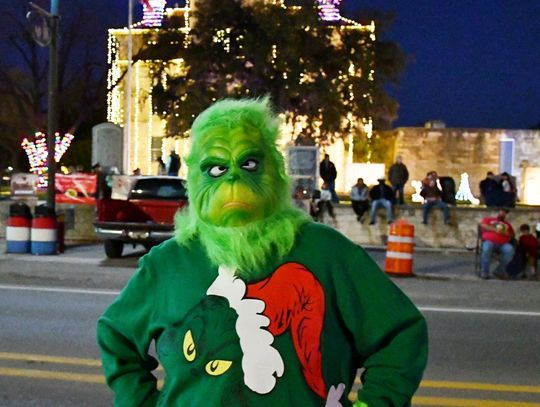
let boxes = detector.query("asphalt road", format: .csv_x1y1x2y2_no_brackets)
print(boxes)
0,243,539,406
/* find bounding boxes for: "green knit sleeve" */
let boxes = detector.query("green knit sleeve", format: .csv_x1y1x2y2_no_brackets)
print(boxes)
97,255,161,406
333,245,428,407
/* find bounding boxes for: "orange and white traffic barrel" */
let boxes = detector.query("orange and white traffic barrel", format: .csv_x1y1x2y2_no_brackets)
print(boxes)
6,202,32,253
384,219,414,276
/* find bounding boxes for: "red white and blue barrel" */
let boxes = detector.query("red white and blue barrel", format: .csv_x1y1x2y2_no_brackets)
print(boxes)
6,215,32,253
31,206,58,255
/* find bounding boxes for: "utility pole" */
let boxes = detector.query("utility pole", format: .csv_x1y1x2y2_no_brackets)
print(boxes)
27,1,59,211
47,0,59,212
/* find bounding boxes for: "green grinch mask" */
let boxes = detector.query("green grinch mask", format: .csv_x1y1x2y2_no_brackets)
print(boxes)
175,98,309,277
190,126,281,227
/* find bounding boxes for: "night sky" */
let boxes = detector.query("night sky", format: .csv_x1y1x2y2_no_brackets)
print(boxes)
6,0,539,130
346,0,540,130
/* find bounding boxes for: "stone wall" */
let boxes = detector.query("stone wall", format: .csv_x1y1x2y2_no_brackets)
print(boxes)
2,200,540,250
383,127,540,201
321,204,540,250
390,127,502,196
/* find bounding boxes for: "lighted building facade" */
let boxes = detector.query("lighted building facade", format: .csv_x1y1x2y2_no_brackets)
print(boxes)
106,0,376,190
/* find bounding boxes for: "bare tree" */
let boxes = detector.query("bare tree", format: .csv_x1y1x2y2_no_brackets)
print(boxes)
0,0,119,170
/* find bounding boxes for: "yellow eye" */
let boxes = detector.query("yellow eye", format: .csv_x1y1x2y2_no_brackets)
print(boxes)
183,330,196,362
205,359,232,376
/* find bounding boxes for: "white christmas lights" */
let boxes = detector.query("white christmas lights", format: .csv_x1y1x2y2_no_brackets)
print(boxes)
21,132,74,188
455,172,480,205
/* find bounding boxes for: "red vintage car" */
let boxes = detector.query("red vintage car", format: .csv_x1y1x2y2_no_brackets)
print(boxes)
93,176,187,258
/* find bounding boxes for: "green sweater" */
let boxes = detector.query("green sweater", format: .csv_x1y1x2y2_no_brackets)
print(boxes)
97,222,427,406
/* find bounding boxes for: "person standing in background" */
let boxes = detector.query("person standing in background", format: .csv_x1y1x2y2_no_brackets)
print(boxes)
479,171,500,206
319,154,339,203
388,155,409,205
167,150,181,176
499,172,516,207
157,156,167,175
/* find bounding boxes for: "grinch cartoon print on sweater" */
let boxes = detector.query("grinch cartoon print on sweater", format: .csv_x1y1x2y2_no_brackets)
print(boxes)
210,263,346,402
158,262,345,406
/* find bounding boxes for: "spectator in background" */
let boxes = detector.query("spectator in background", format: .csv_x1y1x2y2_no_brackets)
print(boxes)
517,224,538,279
167,150,181,176
350,177,369,223
157,156,167,175
479,171,501,206
292,185,309,213
499,172,516,207
506,223,538,279
319,154,339,203
368,178,394,225
478,208,515,280
420,171,450,225
132,168,142,176
388,155,409,205
317,182,338,226
92,162,111,199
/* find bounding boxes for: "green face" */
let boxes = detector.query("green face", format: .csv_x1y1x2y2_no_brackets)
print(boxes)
189,126,281,227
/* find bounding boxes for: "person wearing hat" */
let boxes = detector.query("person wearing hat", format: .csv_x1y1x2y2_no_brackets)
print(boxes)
368,178,394,225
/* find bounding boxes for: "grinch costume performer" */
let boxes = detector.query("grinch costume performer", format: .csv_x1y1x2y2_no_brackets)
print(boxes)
97,98,428,407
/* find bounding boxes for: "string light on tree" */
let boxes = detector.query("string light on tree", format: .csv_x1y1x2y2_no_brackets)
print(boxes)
21,132,74,188
455,172,480,205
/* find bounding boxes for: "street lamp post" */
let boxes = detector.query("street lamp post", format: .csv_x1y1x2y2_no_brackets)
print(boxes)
46,2,59,212
27,1,59,212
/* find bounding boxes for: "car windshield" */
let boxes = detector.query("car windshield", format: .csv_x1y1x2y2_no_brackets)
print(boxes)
130,178,187,200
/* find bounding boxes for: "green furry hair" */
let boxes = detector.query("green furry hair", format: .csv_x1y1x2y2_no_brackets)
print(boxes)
175,97,310,277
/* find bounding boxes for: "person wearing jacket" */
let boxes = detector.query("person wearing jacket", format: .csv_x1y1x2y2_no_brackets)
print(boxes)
368,178,394,225
388,155,409,205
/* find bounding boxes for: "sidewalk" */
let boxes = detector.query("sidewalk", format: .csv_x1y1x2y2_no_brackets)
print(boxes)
0,240,480,281
366,245,479,281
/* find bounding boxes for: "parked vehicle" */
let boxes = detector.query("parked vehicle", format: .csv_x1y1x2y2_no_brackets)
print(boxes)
93,176,187,258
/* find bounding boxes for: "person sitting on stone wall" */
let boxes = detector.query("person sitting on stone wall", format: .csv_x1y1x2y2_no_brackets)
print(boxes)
368,178,394,225
350,177,369,223
420,171,450,225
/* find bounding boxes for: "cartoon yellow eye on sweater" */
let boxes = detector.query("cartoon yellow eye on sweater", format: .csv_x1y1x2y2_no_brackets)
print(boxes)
182,329,232,376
